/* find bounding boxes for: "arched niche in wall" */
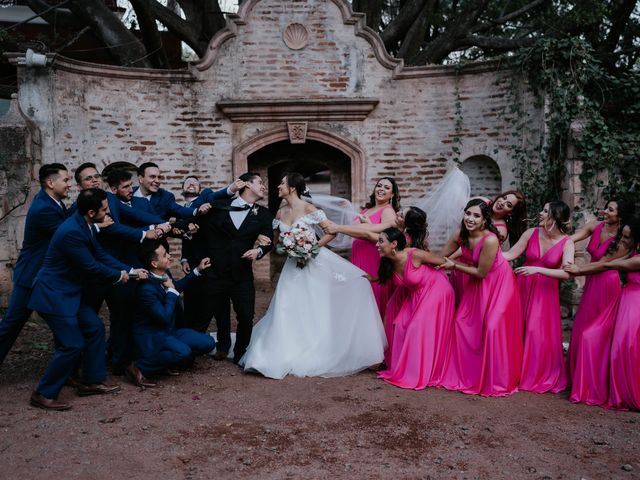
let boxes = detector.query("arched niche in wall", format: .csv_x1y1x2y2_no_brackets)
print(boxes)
459,155,502,199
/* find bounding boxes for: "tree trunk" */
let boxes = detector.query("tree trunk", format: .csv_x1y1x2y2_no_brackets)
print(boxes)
130,0,170,69
67,0,152,68
352,0,385,31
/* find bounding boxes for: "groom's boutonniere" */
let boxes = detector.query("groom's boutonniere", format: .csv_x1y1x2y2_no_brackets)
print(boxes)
251,206,259,216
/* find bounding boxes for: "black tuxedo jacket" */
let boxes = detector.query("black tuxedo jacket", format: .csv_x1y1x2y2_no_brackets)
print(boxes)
198,198,274,282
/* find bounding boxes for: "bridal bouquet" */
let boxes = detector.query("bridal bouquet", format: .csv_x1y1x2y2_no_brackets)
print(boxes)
276,226,320,268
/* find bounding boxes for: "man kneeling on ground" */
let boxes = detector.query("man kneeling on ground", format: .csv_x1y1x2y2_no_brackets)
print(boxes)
127,240,215,387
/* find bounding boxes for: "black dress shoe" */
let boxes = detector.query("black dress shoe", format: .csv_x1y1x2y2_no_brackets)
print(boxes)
76,382,121,396
126,363,157,388
212,351,227,361
30,392,72,411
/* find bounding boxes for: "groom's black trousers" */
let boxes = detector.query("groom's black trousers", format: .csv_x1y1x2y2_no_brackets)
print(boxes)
196,277,255,360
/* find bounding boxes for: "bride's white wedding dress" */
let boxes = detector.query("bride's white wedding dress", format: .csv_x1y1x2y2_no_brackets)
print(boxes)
239,210,387,379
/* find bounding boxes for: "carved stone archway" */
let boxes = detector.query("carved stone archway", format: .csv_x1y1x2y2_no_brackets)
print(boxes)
232,126,366,207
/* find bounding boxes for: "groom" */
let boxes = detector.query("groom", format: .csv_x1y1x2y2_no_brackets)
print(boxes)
195,173,273,363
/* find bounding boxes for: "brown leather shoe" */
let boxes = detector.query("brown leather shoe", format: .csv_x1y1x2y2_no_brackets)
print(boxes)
76,382,121,396
126,363,156,388
212,351,227,361
30,392,72,411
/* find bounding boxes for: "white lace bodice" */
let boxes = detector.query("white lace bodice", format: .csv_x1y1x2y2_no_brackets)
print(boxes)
273,209,327,232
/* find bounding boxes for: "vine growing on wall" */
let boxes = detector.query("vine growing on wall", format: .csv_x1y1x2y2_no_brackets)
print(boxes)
507,37,640,215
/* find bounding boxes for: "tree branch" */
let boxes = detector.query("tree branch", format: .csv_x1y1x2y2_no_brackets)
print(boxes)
352,0,385,31
66,0,151,68
472,0,547,34
25,0,85,31
130,0,170,69
143,0,204,56
380,0,430,50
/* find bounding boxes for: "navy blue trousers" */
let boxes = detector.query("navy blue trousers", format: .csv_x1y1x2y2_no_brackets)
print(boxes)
36,304,106,399
135,328,215,376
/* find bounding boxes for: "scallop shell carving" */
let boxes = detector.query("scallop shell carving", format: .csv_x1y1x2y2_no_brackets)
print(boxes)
283,23,309,50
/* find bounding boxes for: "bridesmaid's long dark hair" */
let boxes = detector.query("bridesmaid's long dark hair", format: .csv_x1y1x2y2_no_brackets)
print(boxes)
363,177,401,212
492,190,527,244
404,206,428,251
546,200,571,234
460,199,500,249
606,199,636,255
378,227,406,284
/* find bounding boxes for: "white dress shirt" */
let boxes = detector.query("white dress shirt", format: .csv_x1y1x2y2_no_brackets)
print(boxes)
229,196,253,230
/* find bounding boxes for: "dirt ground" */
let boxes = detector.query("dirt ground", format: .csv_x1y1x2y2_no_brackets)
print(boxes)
1,279,639,480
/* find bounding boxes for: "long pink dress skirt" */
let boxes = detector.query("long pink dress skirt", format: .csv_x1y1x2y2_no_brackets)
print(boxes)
378,249,455,389
351,206,395,316
568,222,621,406
607,255,640,411
441,233,523,396
518,228,568,393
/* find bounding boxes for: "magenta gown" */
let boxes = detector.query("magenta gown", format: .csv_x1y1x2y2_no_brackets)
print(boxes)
606,253,640,411
518,228,569,393
351,206,395,316
450,222,507,306
441,233,523,396
378,249,455,389
567,222,621,406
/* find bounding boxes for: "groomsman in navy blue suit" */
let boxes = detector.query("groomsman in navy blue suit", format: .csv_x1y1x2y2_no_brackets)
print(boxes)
134,162,209,221
127,240,215,387
28,188,147,411
0,163,70,366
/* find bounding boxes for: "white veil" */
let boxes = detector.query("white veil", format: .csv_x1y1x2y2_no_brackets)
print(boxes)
309,193,358,249
413,166,470,250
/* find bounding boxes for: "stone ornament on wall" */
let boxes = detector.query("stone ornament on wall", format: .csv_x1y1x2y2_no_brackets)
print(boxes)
283,23,309,50
287,122,308,144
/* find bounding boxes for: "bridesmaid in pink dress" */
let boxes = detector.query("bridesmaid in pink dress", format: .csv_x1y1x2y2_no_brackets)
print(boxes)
441,191,527,305
604,220,640,411
346,178,400,315
440,199,523,396
375,227,455,389
565,199,635,406
327,207,429,365
503,201,575,393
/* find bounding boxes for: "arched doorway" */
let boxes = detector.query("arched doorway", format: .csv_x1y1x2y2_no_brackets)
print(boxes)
460,155,502,198
247,139,351,214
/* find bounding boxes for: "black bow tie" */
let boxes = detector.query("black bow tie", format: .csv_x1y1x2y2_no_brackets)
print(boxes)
210,203,254,212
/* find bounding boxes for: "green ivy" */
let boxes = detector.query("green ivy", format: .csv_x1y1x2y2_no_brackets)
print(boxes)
506,37,639,214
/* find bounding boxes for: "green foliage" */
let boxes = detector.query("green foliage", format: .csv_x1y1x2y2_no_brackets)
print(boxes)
508,37,640,214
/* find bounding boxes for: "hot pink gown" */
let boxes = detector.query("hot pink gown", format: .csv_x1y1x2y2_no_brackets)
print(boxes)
378,249,455,389
567,222,621,406
441,233,523,396
518,228,569,393
606,253,640,411
450,222,507,306
351,206,395,315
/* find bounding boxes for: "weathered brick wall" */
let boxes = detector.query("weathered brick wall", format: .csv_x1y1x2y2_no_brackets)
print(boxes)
2,0,544,293
0,98,39,305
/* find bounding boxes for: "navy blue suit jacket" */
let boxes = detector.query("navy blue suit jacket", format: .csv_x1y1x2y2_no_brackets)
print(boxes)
132,272,194,357
117,194,166,227
13,189,68,288
134,188,195,221
28,212,128,316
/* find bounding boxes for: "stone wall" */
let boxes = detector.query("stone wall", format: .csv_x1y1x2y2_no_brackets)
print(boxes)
1,0,545,295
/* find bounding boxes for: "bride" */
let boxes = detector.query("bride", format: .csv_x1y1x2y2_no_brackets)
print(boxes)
238,172,387,379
